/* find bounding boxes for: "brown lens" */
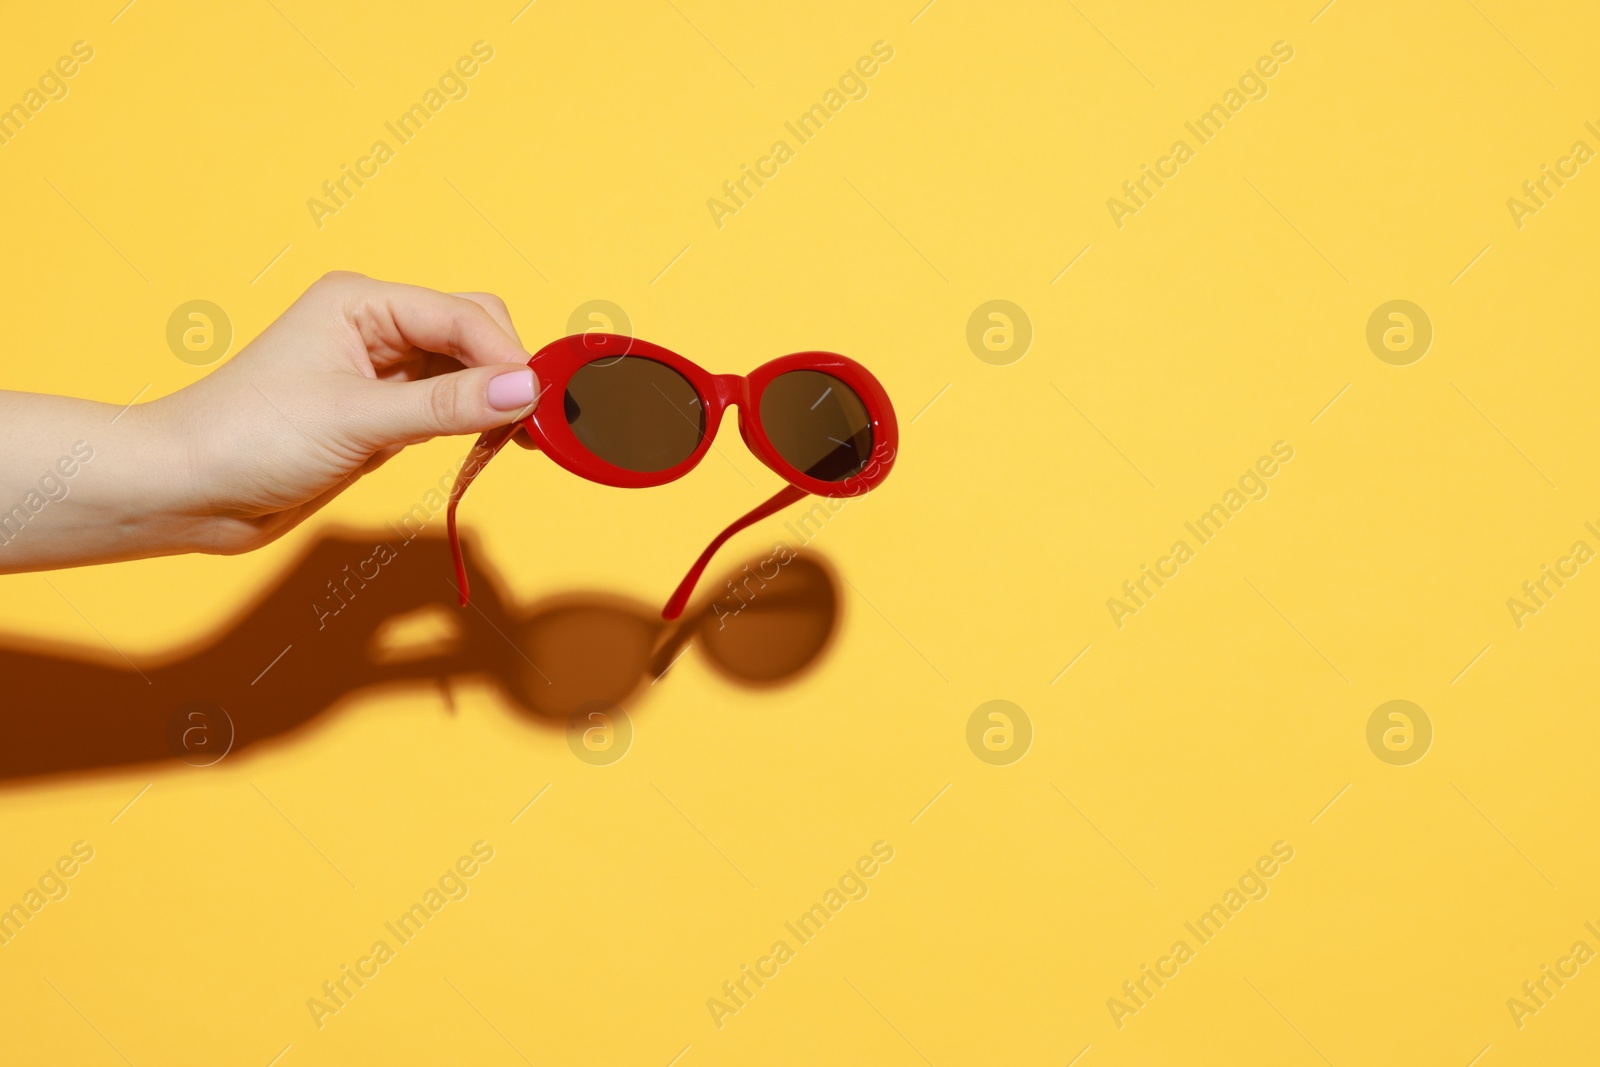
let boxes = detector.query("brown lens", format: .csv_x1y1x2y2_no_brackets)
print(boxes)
758,370,872,481
564,357,705,473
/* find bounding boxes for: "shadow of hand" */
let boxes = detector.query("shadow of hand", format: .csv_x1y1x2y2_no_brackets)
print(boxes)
0,527,839,787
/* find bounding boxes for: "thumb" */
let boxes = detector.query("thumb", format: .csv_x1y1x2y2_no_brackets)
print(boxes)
355,365,541,447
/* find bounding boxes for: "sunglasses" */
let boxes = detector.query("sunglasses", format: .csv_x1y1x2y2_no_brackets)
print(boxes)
447,333,898,619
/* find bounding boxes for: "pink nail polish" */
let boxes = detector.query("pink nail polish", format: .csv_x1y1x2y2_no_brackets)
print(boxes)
487,369,536,411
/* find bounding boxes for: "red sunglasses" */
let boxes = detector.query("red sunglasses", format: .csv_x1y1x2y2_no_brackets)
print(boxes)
447,333,898,619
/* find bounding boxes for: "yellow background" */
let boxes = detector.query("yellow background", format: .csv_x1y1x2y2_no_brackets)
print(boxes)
2,0,1598,1063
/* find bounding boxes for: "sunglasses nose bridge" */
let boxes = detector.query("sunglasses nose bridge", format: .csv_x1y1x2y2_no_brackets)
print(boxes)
710,373,746,409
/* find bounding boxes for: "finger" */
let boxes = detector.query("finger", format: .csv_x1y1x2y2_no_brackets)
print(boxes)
372,349,480,385
335,276,530,371
447,295,534,452
348,364,542,449
452,291,522,344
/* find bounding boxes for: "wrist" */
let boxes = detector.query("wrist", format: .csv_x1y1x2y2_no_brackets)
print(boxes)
119,393,228,556
0,391,215,570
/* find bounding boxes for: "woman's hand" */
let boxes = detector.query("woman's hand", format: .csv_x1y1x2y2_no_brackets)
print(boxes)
0,272,541,571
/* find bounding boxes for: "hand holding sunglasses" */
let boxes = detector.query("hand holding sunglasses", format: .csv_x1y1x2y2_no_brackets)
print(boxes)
447,333,898,619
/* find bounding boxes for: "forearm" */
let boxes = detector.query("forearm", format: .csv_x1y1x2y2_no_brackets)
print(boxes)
0,390,203,572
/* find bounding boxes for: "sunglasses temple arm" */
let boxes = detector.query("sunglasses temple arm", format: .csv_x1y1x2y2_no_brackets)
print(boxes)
447,421,523,607
661,484,810,621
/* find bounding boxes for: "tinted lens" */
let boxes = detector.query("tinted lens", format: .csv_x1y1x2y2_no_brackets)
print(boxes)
759,370,872,481
564,357,705,473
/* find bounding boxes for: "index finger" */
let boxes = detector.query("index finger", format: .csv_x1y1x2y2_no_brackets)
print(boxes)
332,273,532,370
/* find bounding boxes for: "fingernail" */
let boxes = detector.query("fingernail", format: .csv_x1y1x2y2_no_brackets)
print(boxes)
487,368,537,411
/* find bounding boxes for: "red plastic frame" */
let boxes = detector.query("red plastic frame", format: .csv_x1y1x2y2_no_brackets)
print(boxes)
447,333,898,619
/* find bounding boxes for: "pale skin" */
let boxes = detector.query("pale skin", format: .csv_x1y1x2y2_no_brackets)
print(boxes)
0,272,540,572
